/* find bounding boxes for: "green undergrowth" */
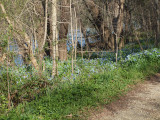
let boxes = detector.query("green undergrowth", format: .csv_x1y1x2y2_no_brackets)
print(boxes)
1,51,160,120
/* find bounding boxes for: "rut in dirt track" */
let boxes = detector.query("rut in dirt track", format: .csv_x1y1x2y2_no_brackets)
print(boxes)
90,73,160,120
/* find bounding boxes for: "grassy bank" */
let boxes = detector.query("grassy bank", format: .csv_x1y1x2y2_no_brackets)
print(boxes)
0,48,160,120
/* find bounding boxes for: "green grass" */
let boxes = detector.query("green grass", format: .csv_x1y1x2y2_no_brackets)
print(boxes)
1,51,160,120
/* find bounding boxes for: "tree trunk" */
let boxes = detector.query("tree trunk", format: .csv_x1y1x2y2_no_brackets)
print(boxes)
39,0,48,73
155,0,160,46
70,0,74,74
51,0,58,76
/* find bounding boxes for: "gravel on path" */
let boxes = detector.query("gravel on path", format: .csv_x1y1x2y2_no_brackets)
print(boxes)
90,73,160,120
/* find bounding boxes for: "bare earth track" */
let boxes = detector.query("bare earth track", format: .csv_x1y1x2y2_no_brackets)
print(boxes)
90,73,160,120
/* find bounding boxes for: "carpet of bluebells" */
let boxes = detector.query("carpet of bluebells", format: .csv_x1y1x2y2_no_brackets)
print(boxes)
1,47,160,85
45,47,160,81
1,45,160,119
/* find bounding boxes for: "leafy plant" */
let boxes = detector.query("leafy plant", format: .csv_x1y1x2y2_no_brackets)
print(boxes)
0,94,8,115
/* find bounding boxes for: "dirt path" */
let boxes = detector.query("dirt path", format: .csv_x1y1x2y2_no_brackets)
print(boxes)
90,73,160,120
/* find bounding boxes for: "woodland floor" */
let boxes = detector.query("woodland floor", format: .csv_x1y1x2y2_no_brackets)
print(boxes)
89,73,160,120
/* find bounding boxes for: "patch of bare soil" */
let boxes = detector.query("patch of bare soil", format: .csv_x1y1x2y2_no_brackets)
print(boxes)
90,73,160,120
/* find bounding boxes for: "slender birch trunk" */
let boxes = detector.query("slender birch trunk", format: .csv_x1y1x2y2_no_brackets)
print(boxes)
7,33,11,109
115,34,118,64
74,7,78,61
40,0,48,73
70,0,74,74
80,23,83,59
42,0,48,49
56,27,59,75
52,0,57,76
